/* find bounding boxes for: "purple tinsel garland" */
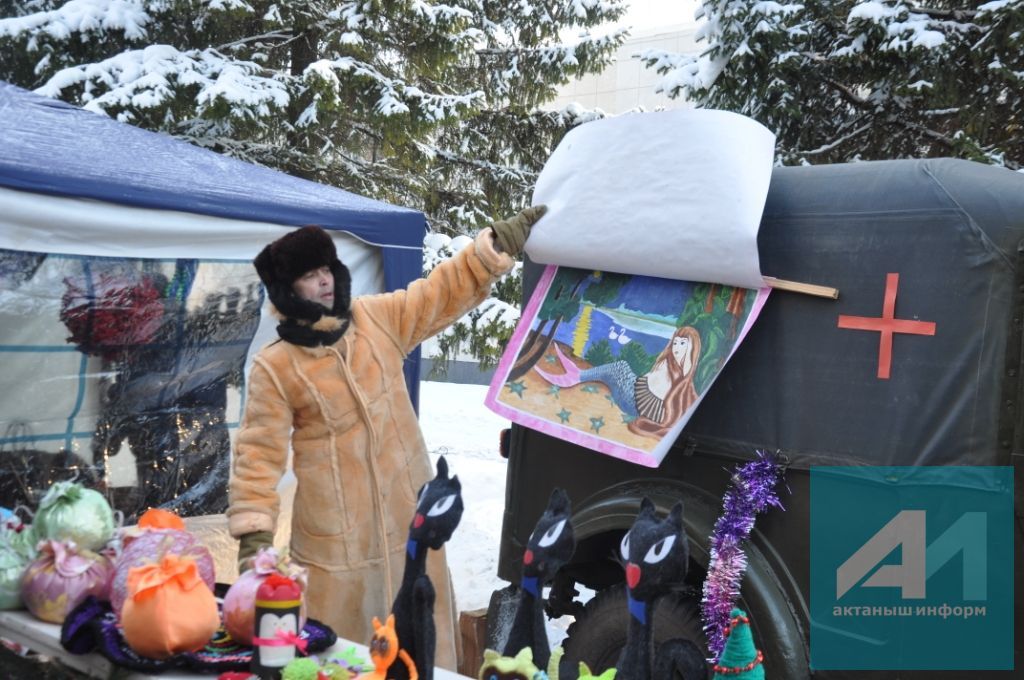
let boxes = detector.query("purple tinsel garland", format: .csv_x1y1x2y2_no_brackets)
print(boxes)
701,450,785,660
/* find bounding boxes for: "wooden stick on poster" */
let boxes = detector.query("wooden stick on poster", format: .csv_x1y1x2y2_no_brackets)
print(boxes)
762,276,839,299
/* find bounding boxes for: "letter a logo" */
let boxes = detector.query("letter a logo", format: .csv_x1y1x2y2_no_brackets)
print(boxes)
837,510,926,600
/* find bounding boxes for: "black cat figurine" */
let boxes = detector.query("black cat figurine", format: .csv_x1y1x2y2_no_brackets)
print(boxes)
389,455,464,680
615,498,706,680
501,487,576,670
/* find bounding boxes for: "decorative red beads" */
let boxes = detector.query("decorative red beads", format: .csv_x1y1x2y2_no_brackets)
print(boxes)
710,614,765,675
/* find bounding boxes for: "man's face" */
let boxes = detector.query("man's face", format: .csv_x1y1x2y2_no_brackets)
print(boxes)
292,265,334,308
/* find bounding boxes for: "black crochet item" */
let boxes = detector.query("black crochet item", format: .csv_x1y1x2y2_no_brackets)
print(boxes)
60,596,337,673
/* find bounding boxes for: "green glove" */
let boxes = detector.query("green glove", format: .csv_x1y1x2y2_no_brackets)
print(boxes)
490,205,547,257
237,530,274,572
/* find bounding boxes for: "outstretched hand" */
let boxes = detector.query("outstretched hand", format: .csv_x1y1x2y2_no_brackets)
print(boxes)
236,530,273,573
490,205,547,257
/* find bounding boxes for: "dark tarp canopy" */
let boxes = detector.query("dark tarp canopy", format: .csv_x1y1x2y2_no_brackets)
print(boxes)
686,158,1024,467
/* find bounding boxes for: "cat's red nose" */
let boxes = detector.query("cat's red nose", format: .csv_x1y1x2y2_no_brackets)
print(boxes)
626,563,641,589
413,513,425,528
523,549,534,565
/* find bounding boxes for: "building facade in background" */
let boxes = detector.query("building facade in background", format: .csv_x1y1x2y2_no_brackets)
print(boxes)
549,24,698,114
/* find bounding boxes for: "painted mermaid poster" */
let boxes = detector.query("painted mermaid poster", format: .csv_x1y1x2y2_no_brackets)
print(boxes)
485,266,770,467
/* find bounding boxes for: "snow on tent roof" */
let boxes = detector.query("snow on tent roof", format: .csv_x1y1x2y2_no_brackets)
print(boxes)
0,81,425,250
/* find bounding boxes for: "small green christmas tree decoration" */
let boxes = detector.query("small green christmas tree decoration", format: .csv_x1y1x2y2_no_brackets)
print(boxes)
712,608,765,679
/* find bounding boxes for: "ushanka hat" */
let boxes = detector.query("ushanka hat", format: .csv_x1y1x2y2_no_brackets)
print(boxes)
253,226,352,347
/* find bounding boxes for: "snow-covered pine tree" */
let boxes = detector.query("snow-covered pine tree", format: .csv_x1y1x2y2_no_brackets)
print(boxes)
0,0,628,365
424,1,623,236
638,0,1023,169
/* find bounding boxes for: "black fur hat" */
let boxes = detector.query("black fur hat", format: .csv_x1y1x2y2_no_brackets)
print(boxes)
253,226,352,346
254,225,337,286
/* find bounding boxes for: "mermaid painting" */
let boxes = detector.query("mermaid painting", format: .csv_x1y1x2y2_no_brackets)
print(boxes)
534,325,702,439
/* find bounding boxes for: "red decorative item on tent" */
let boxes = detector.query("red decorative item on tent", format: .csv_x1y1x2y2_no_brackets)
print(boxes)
60,271,164,360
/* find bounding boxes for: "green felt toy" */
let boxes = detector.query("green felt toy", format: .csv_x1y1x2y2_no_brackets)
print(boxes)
328,645,372,673
578,662,617,679
281,656,351,680
318,665,350,680
478,646,563,680
577,659,614,675
282,657,320,680
712,608,765,679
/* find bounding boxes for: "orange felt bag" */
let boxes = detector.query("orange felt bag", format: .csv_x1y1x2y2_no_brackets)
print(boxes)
121,554,220,659
137,508,185,531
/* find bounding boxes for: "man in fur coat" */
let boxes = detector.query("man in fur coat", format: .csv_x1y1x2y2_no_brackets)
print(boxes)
226,207,544,670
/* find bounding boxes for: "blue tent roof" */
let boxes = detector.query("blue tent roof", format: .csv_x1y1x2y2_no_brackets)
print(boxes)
0,81,426,400
0,82,425,252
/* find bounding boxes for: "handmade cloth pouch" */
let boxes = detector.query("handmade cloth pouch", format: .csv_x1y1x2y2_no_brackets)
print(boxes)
223,547,307,646
0,547,28,609
1,512,36,557
110,527,215,617
121,554,220,659
137,508,185,531
34,481,115,551
61,596,338,674
0,513,36,609
21,539,112,623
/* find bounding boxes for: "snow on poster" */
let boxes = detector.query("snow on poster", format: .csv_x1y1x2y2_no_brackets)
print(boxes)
485,266,770,467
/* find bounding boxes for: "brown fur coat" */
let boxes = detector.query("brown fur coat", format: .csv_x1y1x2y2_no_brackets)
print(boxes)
227,230,513,669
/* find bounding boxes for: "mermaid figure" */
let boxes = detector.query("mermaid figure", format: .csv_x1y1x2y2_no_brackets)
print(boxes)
534,326,701,438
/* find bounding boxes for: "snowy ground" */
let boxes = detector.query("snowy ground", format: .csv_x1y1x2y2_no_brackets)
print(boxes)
418,380,575,647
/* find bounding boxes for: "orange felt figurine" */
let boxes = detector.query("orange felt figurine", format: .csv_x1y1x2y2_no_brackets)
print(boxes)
368,614,418,680
121,554,220,659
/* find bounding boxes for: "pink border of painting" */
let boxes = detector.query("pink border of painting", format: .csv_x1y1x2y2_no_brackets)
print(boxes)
484,265,771,468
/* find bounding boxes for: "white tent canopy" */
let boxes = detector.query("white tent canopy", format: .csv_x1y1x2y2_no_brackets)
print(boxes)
0,82,427,576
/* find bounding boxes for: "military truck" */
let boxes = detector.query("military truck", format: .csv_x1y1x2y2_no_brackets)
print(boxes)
492,159,1024,679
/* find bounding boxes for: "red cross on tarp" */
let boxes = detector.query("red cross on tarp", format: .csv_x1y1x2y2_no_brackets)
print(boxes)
837,273,936,380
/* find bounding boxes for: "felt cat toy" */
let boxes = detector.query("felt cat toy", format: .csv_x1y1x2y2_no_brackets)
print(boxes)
501,488,575,672
577,662,616,680
615,498,706,680
389,456,463,680
478,646,563,680
368,614,418,680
